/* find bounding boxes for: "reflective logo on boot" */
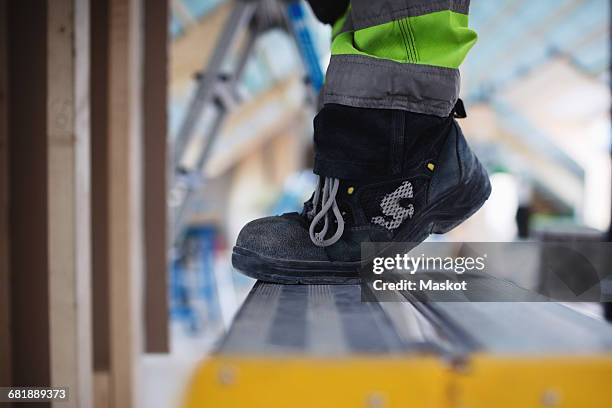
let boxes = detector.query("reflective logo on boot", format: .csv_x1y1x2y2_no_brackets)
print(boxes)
371,181,414,230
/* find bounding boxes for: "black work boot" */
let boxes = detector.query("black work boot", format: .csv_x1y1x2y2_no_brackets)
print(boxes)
232,102,491,284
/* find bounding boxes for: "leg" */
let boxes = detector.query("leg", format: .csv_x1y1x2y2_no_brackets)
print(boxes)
305,0,349,25
232,0,490,283
326,0,476,116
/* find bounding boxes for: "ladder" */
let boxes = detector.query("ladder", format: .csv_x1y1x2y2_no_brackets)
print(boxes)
170,0,324,248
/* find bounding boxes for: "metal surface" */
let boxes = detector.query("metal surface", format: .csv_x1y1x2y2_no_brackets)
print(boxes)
183,353,612,408
432,301,612,353
220,280,612,357
454,354,612,408
219,283,440,356
183,280,612,407
183,355,451,408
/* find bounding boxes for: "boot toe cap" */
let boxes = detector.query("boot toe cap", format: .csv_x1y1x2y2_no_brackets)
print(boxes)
235,215,328,261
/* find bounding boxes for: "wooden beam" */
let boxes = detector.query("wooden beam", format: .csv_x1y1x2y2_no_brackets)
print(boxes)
90,0,111,376
7,2,95,402
143,0,169,353
93,372,110,408
0,0,11,388
47,0,93,406
108,0,144,405
8,0,51,390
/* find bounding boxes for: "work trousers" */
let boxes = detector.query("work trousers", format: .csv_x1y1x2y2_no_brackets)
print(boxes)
307,0,477,117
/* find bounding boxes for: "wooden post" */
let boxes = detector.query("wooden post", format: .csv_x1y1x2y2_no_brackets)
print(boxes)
108,0,144,405
0,0,11,388
90,0,111,377
47,0,93,406
8,0,52,391
143,0,169,354
90,2,112,406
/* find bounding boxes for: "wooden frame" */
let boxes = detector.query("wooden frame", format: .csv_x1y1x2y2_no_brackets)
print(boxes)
92,0,169,404
7,1,166,404
47,0,93,406
107,0,144,405
0,0,11,388
7,0,51,390
91,0,111,376
143,0,169,354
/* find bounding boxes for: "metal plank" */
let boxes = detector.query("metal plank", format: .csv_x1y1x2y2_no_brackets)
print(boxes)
219,282,424,356
399,272,612,354
433,301,612,354
222,274,612,357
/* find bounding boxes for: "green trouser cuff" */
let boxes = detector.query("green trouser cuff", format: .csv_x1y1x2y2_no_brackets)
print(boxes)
324,2,476,117
323,54,460,117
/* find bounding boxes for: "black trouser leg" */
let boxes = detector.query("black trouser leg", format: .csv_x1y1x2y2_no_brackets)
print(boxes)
305,0,349,25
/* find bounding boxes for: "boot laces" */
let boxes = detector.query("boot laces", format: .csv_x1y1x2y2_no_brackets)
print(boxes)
308,176,345,247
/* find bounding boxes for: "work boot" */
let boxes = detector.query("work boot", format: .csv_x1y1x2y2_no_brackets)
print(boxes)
232,102,491,284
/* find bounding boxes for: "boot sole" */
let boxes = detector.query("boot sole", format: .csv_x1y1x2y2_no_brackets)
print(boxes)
232,163,492,284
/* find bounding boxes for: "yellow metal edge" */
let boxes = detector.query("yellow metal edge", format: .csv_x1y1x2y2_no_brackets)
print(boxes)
455,353,612,408
182,353,612,408
182,354,451,408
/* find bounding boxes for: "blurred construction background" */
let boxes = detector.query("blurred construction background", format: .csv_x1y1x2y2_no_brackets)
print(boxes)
0,0,610,407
